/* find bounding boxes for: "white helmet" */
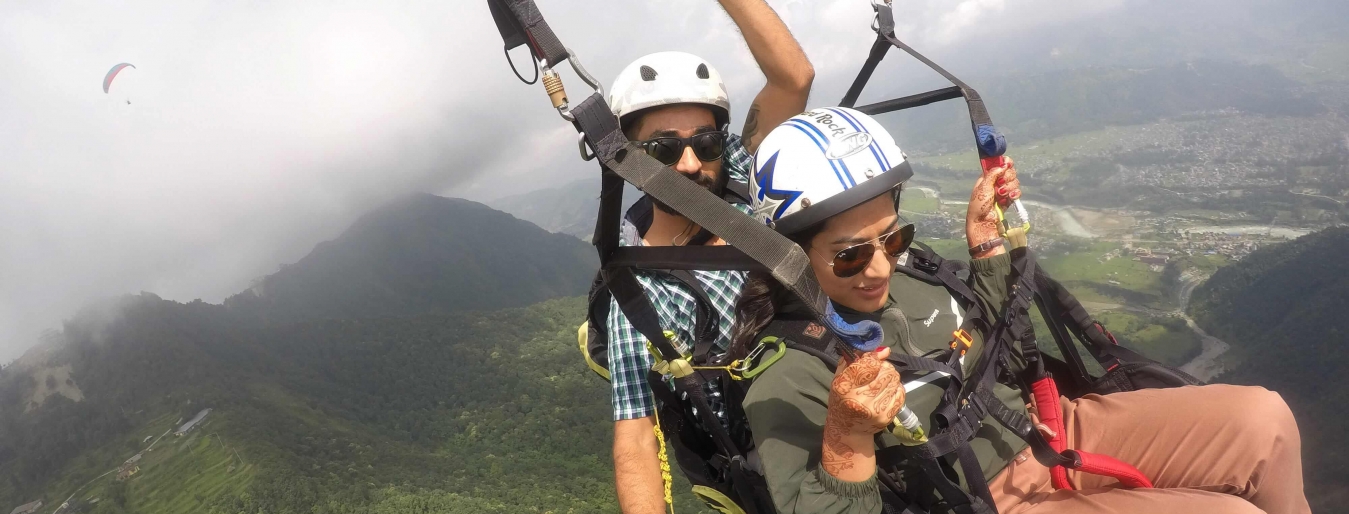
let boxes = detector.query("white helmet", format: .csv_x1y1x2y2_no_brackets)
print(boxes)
750,107,913,235
609,51,731,131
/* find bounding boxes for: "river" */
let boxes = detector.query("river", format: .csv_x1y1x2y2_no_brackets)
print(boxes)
1021,200,1099,239
1176,276,1230,382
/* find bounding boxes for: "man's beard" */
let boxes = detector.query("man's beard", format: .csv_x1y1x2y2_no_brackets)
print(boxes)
652,169,729,216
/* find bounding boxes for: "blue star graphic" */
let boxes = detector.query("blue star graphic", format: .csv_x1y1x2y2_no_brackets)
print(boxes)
754,151,803,222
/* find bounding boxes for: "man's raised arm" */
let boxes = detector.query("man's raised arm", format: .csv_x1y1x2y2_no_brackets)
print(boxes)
719,0,815,153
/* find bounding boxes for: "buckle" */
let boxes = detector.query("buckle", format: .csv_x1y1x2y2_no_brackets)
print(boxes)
950,329,973,356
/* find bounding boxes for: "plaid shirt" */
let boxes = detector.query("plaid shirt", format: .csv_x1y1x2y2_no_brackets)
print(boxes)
607,134,752,421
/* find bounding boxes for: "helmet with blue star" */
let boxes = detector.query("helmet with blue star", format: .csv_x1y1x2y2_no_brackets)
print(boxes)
749,107,913,235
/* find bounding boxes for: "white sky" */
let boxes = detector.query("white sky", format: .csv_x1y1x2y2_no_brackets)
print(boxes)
0,0,1180,361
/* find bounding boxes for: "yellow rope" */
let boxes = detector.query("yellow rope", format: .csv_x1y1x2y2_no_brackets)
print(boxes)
652,410,675,514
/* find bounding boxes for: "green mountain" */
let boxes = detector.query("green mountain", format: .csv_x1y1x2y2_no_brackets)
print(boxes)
1188,225,1349,510
224,193,598,321
0,196,641,514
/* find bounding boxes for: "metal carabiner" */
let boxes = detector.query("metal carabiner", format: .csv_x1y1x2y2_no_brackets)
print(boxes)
577,132,596,161
869,0,891,33
740,342,770,370
542,48,605,123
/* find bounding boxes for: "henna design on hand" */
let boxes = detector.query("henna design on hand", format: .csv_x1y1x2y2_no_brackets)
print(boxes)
967,158,1023,251
821,350,906,477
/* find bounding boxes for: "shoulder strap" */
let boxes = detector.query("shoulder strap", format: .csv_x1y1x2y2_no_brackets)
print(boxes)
604,266,683,362
667,269,720,362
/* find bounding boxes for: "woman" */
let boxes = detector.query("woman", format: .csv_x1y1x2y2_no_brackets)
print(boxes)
733,108,1309,514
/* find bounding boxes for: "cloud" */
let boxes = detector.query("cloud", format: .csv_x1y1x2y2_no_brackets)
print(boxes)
0,0,1152,361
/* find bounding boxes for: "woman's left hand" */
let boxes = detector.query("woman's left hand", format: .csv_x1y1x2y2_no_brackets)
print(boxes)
966,158,1022,258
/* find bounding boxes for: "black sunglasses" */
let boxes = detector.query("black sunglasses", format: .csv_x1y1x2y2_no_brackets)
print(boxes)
821,224,916,278
638,131,727,166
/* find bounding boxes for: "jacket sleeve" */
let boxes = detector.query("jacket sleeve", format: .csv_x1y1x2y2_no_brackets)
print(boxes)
968,252,1013,318
965,252,1019,375
744,350,884,514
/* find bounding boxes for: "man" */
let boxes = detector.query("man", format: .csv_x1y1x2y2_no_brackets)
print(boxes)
604,1,813,511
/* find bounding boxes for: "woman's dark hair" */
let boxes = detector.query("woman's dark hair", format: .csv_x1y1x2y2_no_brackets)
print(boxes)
726,187,903,361
726,227,821,361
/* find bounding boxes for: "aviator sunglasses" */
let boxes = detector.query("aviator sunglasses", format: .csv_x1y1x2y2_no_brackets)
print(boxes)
820,223,916,278
638,131,727,166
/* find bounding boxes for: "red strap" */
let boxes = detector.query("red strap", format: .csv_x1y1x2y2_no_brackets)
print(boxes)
1031,377,1153,490
1070,450,1155,488
1029,378,1071,488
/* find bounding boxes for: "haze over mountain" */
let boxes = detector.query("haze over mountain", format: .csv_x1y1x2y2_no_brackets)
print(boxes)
225,193,596,321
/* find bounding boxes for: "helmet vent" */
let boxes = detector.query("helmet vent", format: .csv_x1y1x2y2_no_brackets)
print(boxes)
640,65,659,81
696,63,710,79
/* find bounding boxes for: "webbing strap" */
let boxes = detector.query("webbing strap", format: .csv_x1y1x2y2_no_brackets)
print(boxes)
842,3,1005,159
855,86,965,116
606,266,683,362
955,442,994,511
1034,270,1125,368
493,0,569,67
606,246,767,272
840,37,891,108
667,269,719,362
672,373,740,457
1028,377,1154,490
486,0,530,52
876,31,991,128
571,93,831,322
1031,288,1095,391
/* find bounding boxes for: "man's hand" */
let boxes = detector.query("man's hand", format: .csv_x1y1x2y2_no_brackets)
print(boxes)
821,347,904,482
966,158,1023,259
614,416,667,514
718,0,814,153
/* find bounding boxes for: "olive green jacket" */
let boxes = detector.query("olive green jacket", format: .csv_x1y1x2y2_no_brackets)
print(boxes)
743,252,1027,514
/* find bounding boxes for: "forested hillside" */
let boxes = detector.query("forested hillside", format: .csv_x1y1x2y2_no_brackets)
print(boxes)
0,295,625,513
1189,226,1349,510
0,196,655,513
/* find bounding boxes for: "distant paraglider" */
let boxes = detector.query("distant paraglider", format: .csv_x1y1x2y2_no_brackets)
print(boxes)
103,63,135,104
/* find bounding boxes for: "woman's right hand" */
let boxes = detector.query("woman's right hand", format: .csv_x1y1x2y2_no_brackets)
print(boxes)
821,347,905,481
966,158,1022,258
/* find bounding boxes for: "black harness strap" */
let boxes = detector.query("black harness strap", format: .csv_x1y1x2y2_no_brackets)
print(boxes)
605,266,684,361
667,269,721,362
606,246,766,272
570,93,831,321
840,3,1003,161
494,0,569,68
